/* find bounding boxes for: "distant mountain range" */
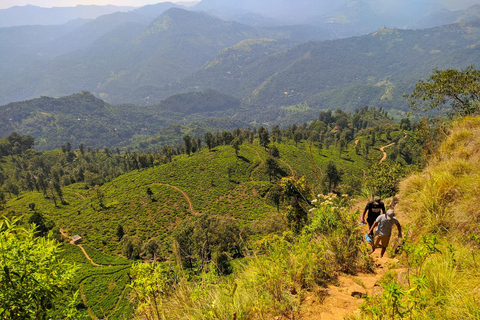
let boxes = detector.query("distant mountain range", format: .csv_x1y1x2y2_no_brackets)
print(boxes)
2,1,480,121
2,6,480,112
0,4,135,27
0,7,326,106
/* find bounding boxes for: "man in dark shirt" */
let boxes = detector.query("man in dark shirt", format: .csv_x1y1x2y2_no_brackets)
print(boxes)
361,196,386,236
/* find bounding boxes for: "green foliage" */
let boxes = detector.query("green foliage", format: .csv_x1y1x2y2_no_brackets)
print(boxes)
280,176,312,233
82,245,131,266
173,214,245,274
363,161,410,199
358,238,480,320
398,116,480,235
322,161,342,193
306,193,372,274
408,66,480,117
0,217,83,320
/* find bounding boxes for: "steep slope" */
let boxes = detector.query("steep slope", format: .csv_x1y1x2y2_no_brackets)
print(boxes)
398,116,480,235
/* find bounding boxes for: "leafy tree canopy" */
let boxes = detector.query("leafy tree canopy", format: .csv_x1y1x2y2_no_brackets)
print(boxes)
0,217,83,320
407,66,480,117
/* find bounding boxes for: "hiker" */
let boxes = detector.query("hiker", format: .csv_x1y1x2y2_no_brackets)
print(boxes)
361,196,386,236
368,209,402,258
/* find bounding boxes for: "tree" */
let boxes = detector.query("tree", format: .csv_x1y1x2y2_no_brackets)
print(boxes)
0,217,82,320
280,176,312,233
173,215,244,274
231,137,241,156
196,137,202,151
268,144,280,158
28,211,50,237
293,131,303,146
272,125,282,142
204,132,214,150
122,236,143,259
364,161,407,198
142,239,159,260
221,131,234,145
183,135,192,156
355,140,362,155
323,161,342,193
146,187,155,201
267,185,282,212
93,185,105,209
265,156,279,182
78,143,85,155
258,126,270,149
407,66,480,117
116,224,125,241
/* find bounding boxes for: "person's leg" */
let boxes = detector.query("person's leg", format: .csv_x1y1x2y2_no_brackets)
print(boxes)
379,236,391,258
380,246,386,258
369,234,381,255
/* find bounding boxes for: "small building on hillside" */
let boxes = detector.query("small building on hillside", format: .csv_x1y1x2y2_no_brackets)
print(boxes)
71,235,82,244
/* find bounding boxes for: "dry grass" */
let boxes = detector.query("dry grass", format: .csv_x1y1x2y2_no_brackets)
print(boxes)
397,116,480,236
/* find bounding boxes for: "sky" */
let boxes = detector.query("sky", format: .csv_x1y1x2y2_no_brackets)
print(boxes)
0,0,186,9
0,0,479,10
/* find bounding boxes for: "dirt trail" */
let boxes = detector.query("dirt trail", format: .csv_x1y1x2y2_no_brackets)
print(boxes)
75,192,86,200
379,142,395,163
151,183,199,215
59,229,101,267
299,252,402,320
279,158,295,176
300,198,405,319
249,147,265,181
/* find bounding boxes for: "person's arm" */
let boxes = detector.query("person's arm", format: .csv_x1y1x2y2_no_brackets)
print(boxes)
397,222,402,238
368,221,378,235
361,203,370,222
381,202,386,215
361,208,367,223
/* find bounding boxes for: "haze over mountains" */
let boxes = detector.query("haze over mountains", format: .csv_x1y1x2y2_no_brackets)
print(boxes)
2,0,480,121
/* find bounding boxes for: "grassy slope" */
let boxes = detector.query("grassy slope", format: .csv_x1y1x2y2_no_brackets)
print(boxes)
357,116,480,320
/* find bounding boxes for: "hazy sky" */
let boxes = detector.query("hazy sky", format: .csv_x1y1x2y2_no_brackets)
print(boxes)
0,0,479,10
0,0,185,9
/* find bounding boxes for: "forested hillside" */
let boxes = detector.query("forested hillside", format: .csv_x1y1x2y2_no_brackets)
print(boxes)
0,90,246,150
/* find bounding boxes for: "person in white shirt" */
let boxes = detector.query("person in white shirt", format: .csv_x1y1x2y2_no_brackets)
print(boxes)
368,209,402,258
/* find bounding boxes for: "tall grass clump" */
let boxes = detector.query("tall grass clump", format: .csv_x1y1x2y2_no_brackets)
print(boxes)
398,116,480,236
128,191,371,319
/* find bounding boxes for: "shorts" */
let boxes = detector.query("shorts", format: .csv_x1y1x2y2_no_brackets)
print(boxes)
373,234,391,248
